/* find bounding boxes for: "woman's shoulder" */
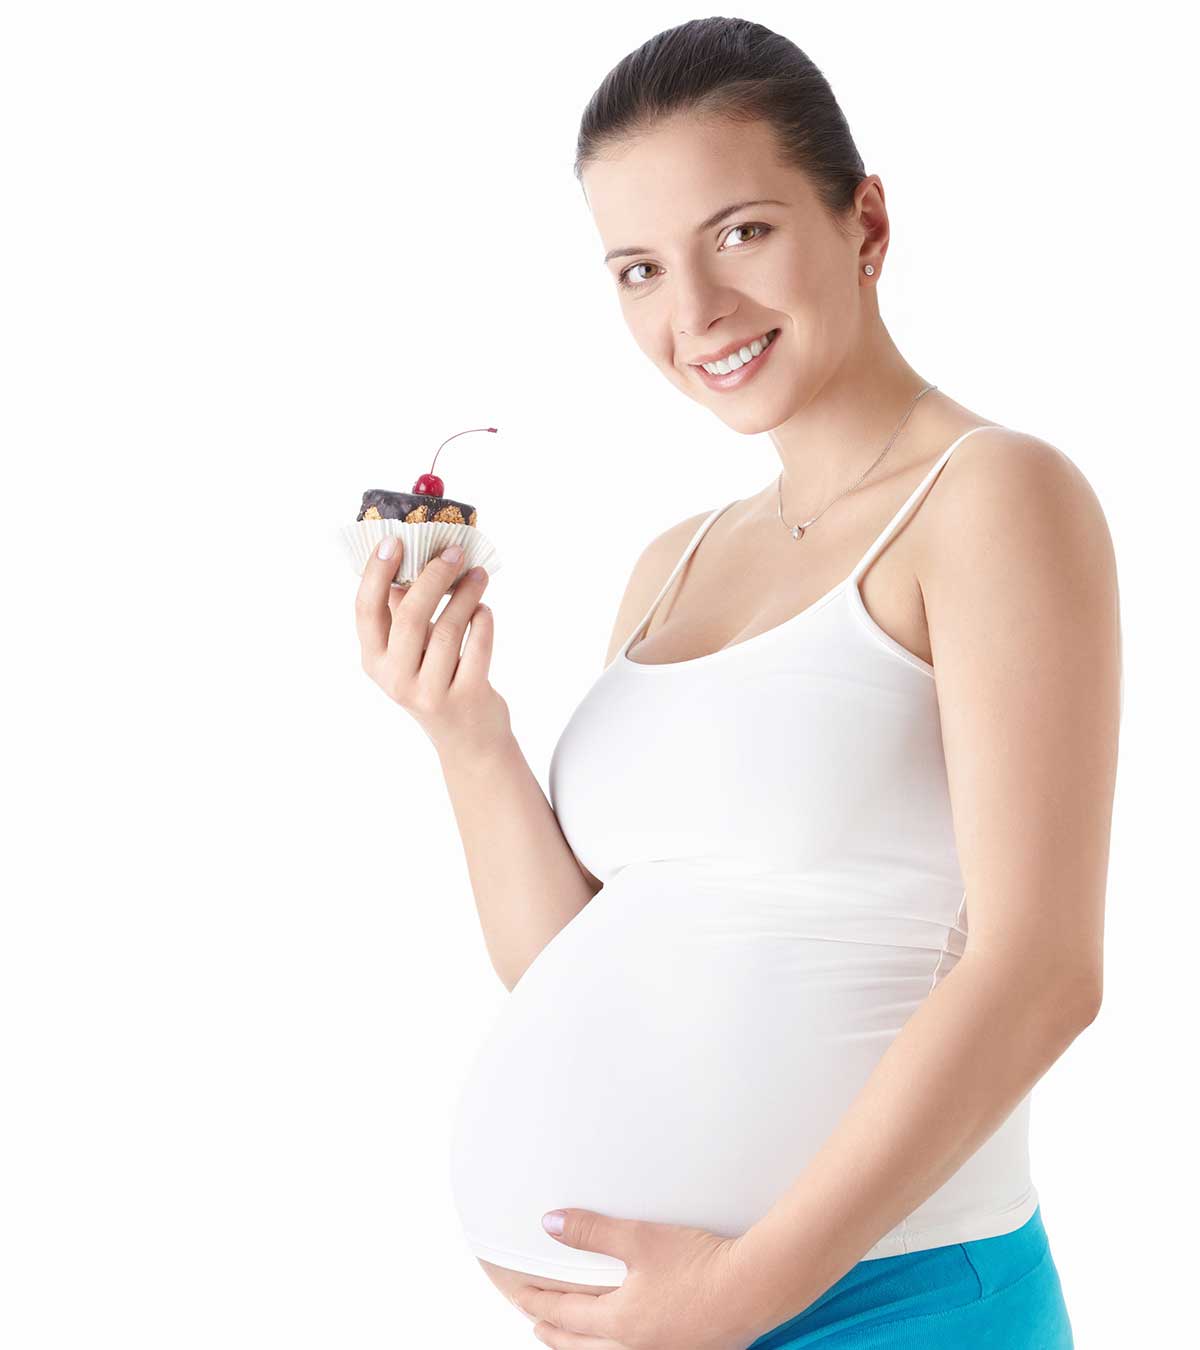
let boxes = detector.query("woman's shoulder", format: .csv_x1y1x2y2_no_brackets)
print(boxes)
927,426,1114,566
602,506,721,667
918,424,1118,656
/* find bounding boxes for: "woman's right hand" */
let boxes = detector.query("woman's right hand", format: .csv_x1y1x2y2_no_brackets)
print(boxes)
354,534,512,758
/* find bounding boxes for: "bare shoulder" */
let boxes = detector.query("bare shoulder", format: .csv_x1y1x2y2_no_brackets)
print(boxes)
918,426,1121,719
920,427,1118,600
602,508,715,668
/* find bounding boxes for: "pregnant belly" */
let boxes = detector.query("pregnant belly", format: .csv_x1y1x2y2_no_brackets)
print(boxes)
449,860,955,1286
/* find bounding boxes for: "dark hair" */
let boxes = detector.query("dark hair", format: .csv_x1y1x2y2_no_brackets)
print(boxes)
574,17,866,236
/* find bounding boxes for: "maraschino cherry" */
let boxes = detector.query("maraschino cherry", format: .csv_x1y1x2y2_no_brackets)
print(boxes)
412,425,497,497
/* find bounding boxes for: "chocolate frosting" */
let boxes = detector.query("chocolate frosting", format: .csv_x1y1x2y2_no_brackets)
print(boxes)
357,489,477,528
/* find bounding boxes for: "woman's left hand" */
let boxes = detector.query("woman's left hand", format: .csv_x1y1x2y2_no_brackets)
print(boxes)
509,1208,774,1349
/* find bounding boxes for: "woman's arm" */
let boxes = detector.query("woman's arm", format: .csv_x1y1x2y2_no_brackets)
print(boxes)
729,435,1121,1336
437,734,601,991
357,540,603,993
438,510,710,991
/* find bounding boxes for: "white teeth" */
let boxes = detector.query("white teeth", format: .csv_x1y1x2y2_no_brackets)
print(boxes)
702,329,776,375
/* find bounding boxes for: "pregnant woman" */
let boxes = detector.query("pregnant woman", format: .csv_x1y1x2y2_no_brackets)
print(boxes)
356,18,1120,1349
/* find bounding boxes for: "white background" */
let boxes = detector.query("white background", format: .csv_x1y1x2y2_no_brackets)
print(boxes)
2,2,1195,1345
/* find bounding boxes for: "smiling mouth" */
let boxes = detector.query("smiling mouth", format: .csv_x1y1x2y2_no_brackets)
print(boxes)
689,328,780,374
686,328,783,393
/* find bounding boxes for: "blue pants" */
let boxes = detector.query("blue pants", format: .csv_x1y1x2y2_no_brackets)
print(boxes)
745,1207,1072,1348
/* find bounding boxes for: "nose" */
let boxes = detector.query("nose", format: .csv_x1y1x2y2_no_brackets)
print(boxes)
677,309,742,356
670,265,743,340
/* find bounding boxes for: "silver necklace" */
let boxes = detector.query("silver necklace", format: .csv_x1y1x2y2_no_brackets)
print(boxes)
776,383,938,540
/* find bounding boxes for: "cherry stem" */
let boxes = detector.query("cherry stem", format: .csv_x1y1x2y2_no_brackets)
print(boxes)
430,426,497,475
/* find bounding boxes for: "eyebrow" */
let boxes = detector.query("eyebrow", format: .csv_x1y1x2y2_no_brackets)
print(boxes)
602,198,789,264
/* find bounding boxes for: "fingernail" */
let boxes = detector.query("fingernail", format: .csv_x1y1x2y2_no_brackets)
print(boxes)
542,1211,565,1235
377,536,396,559
442,544,464,564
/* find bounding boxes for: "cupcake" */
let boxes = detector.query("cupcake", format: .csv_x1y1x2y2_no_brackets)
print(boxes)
339,426,503,587
357,488,478,528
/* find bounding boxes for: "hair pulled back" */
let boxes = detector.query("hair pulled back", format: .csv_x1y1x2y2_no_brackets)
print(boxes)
574,17,867,234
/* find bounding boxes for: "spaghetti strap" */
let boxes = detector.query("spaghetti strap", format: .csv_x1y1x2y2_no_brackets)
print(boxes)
619,500,739,659
619,424,1006,663
848,424,1005,583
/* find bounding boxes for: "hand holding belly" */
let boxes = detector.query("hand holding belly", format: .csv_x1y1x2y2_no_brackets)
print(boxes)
504,1206,770,1349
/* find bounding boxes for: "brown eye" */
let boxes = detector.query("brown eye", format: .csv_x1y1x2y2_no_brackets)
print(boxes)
615,223,772,291
722,222,771,249
617,262,662,290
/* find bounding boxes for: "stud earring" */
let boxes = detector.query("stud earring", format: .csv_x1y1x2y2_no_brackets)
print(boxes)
863,264,875,275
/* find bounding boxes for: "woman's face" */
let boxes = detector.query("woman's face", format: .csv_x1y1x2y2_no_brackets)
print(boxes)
581,114,880,434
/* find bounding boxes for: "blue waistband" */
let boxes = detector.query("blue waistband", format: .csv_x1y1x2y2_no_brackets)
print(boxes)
747,1207,1055,1350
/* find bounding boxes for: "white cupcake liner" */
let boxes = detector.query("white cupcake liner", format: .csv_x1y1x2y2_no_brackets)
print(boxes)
337,518,502,587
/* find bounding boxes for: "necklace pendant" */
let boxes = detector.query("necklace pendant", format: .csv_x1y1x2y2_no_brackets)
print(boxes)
791,523,804,540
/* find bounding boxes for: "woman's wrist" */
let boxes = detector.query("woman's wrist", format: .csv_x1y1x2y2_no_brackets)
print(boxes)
724,1224,822,1345
434,724,519,774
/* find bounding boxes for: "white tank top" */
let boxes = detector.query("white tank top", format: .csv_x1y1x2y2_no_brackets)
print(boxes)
449,424,1039,1285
